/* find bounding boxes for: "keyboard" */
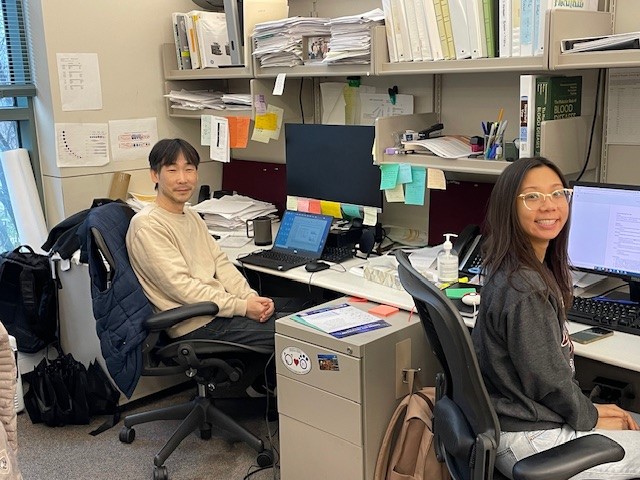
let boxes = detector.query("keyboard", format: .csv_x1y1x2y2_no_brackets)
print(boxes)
320,245,354,263
256,250,308,265
568,296,640,336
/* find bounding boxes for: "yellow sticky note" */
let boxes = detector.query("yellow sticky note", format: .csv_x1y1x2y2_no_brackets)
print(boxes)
267,105,284,140
384,183,405,203
286,195,298,211
254,113,277,131
427,168,447,190
363,206,378,226
320,200,342,218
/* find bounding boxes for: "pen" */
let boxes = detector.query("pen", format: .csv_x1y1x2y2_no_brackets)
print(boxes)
497,108,504,123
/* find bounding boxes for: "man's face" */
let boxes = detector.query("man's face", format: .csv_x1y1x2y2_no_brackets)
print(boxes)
151,153,198,213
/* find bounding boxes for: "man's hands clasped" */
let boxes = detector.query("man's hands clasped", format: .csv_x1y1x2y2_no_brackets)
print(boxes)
246,296,275,323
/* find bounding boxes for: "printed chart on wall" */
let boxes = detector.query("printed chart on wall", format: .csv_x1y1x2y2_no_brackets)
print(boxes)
108,117,158,163
55,123,109,167
606,68,640,145
56,53,103,112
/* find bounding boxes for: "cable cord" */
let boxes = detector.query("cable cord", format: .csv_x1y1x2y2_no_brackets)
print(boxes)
575,68,603,182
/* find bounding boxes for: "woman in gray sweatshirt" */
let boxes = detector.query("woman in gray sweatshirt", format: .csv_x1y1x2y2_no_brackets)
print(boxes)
471,156,640,479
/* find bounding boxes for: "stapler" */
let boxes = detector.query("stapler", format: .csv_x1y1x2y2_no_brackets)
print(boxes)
418,123,444,139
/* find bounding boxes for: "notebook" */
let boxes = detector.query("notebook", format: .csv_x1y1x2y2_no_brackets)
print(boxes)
238,210,334,272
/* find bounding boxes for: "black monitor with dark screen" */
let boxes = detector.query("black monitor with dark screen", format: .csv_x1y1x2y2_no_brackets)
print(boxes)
285,124,382,210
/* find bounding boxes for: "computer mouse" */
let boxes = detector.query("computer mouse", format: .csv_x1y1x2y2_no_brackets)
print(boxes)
305,260,330,272
461,293,481,306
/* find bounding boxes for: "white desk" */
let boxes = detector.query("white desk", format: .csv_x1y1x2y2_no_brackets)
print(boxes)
223,229,640,480
225,230,640,411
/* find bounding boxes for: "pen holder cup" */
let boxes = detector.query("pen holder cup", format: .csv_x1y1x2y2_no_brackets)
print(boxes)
246,217,272,246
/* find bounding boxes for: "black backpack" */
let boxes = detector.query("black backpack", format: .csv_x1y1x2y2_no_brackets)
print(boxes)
0,245,58,352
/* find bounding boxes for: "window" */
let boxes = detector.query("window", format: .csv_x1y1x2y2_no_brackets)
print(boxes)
0,0,38,252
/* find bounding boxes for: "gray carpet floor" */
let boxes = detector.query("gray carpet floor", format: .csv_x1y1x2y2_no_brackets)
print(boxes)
16,387,280,480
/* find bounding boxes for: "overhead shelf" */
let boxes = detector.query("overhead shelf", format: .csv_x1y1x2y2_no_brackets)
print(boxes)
162,43,253,80
548,8,640,70
372,27,548,75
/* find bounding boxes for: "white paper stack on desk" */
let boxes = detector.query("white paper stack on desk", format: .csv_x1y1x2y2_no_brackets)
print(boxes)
165,90,251,111
252,17,331,68
323,8,384,65
402,136,472,158
192,194,277,236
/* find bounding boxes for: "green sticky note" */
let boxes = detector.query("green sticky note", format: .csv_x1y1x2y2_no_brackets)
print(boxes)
342,204,361,219
379,164,400,190
445,288,477,299
398,163,413,184
404,166,426,205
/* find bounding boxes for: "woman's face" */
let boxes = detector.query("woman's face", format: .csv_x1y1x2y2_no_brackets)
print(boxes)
516,166,569,261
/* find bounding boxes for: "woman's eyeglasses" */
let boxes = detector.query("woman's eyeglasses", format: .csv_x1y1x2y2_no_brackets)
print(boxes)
518,188,573,210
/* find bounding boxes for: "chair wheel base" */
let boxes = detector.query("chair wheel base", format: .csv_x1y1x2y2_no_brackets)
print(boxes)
119,426,135,444
200,428,212,440
153,465,168,480
257,449,274,468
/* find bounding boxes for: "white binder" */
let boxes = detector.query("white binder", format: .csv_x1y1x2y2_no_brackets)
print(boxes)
447,0,472,59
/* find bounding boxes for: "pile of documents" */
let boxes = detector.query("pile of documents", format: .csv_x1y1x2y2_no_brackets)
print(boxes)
192,194,277,236
402,136,471,158
252,17,331,68
561,31,640,54
165,90,252,111
127,192,157,212
323,9,384,64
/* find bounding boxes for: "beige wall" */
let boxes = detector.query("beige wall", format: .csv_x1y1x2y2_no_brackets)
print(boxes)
27,0,223,227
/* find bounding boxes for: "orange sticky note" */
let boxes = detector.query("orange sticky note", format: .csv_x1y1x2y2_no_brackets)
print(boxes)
348,296,367,303
368,304,399,317
308,199,322,214
229,116,250,148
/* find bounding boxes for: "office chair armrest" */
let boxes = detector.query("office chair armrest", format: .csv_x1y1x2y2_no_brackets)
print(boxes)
512,433,625,480
144,302,219,331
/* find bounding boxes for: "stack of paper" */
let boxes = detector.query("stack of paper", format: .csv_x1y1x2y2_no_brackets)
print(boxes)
561,31,640,54
402,136,471,158
323,8,384,65
126,192,157,212
192,194,277,236
165,90,251,111
252,16,330,68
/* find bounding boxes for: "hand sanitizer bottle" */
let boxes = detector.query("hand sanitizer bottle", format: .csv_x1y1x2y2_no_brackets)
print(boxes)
437,233,459,283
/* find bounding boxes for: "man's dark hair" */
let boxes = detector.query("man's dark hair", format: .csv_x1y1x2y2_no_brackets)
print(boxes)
148,138,200,174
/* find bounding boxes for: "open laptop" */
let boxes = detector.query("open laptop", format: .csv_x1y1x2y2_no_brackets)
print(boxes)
238,210,334,272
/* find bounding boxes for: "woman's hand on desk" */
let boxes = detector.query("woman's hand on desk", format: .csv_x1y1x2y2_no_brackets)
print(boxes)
595,403,640,430
247,296,275,323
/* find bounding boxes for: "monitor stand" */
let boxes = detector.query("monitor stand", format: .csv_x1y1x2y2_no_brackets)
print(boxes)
604,279,640,303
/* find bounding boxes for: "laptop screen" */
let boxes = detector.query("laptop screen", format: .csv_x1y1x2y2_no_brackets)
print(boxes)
274,211,333,256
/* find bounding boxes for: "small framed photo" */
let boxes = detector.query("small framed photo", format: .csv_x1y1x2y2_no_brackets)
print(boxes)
303,35,330,63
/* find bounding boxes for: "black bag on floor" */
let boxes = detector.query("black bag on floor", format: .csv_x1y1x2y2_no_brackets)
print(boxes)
0,245,58,353
23,353,119,431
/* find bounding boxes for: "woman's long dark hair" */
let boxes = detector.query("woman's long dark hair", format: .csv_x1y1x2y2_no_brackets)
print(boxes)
481,157,573,318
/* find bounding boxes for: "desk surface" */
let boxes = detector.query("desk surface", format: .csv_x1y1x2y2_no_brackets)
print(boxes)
221,225,640,374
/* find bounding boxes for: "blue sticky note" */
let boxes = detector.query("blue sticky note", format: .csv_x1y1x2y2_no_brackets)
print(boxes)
398,163,413,184
404,166,426,206
379,164,400,190
342,204,361,219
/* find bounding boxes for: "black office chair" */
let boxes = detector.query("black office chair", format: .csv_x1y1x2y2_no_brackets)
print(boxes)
84,202,274,480
395,250,625,480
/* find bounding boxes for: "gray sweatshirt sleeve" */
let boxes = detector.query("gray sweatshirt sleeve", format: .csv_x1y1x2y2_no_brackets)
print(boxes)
506,293,597,431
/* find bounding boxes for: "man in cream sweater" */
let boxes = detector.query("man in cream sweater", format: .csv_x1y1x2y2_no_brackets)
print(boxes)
126,138,275,347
